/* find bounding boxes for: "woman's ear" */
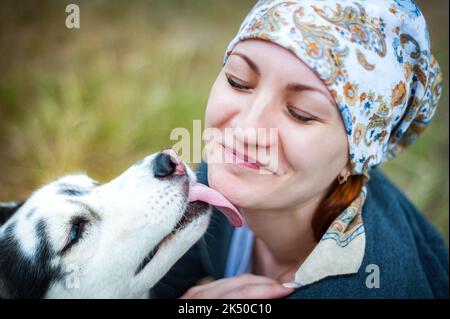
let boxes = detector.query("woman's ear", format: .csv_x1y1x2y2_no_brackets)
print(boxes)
0,202,24,227
337,162,352,184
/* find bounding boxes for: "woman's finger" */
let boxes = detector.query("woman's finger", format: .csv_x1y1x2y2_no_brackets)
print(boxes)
199,273,278,291
181,274,275,298
181,274,280,299
222,283,293,299
181,274,292,299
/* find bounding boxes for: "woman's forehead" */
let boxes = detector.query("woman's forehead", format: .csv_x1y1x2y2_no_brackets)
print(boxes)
232,40,325,79
232,39,308,68
228,40,336,104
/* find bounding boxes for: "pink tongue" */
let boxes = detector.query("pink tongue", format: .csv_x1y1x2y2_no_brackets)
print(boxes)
188,183,244,227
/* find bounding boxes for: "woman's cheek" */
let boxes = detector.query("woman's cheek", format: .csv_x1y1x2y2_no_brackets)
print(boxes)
205,94,219,129
279,126,319,173
205,78,233,128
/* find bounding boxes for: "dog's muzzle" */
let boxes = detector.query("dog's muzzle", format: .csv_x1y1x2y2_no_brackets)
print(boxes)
153,149,186,178
152,149,244,228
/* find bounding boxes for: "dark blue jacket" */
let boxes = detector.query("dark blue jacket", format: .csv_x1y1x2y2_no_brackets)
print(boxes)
151,163,449,298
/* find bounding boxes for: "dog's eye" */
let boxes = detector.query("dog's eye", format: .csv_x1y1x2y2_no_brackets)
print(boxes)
69,223,82,242
61,217,87,254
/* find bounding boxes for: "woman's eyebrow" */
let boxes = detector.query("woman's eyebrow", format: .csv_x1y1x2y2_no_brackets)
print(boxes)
286,82,335,106
229,52,260,76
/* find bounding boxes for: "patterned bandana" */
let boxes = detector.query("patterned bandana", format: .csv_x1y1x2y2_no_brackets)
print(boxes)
223,0,442,175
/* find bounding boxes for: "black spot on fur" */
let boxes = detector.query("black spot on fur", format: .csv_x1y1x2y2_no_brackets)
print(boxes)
0,202,24,226
0,219,61,298
58,185,89,197
26,208,36,220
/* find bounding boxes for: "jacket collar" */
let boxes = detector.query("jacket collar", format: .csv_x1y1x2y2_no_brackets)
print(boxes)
293,184,368,287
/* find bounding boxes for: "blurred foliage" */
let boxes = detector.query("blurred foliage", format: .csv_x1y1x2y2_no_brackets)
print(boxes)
0,0,448,243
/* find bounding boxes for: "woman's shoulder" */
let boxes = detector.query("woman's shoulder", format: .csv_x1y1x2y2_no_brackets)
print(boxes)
356,166,449,298
288,168,448,299
363,166,445,249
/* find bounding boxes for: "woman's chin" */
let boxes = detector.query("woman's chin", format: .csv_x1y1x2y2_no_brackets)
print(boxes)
208,162,258,208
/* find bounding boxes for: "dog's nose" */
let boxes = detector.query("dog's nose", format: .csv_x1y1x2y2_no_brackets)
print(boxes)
153,149,186,178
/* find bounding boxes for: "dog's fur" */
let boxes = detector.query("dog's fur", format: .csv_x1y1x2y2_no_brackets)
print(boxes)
0,153,211,298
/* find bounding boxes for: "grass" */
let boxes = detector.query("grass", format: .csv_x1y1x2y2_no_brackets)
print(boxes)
0,0,448,243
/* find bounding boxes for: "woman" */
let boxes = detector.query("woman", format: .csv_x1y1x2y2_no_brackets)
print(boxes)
152,0,448,298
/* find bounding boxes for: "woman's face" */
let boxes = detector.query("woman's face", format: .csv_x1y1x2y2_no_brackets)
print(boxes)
205,39,350,211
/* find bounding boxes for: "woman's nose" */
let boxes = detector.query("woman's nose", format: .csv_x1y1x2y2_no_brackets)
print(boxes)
232,98,277,145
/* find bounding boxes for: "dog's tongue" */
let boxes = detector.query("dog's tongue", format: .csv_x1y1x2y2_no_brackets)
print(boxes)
188,183,244,227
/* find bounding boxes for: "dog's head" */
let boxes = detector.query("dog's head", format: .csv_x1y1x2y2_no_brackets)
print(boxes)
0,150,242,298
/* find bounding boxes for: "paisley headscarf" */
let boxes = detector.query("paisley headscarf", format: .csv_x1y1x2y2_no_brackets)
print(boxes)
223,0,442,175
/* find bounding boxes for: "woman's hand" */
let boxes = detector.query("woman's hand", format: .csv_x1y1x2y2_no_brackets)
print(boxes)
180,274,294,299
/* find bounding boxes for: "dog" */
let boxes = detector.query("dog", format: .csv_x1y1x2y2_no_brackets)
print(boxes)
0,150,242,298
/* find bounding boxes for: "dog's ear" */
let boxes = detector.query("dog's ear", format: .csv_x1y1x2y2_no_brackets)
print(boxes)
0,201,24,227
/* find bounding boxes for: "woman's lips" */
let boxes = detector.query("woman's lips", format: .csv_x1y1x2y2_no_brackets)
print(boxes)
221,143,264,171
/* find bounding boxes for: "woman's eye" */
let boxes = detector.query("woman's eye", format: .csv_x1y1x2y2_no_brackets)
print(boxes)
288,107,314,122
226,75,250,90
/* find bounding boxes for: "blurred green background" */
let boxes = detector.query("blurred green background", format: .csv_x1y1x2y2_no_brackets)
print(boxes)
0,0,448,243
